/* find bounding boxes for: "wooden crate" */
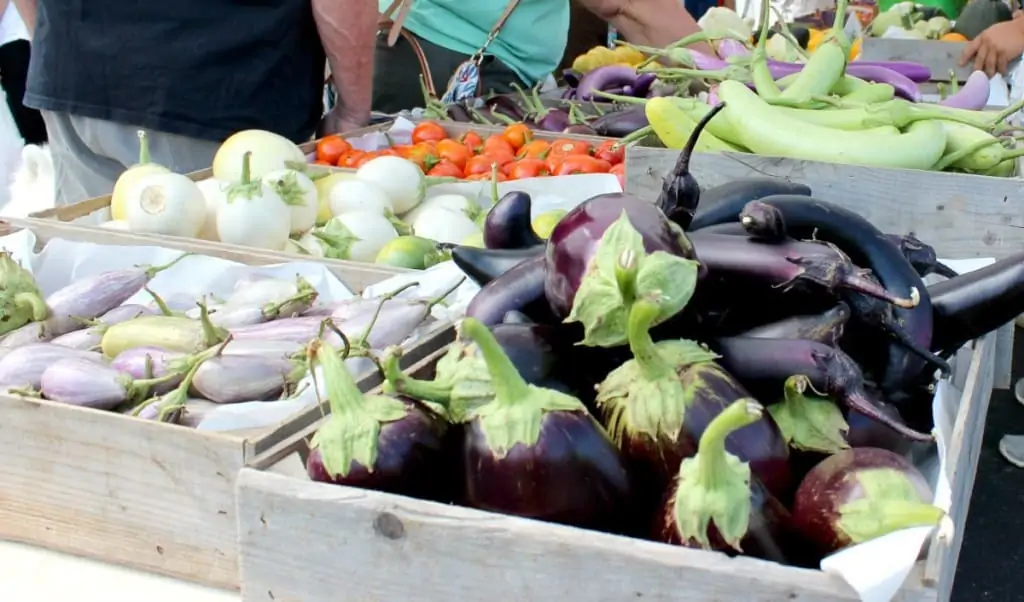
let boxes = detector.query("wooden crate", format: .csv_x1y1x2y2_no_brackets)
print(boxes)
234,333,996,602
860,39,971,83
0,222,456,590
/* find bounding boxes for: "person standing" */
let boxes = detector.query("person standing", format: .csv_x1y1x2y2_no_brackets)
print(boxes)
12,0,376,206
0,0,43,145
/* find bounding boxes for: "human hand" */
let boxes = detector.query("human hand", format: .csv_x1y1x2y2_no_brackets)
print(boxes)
959,19,1024,77
317,106,368,138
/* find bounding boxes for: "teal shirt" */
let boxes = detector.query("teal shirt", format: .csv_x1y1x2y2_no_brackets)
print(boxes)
382,0,570,86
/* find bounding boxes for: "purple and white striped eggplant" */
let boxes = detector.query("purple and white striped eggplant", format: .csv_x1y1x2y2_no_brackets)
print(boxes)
225,275,313,309
110,346,187,394
0,343,106,389
0,321,53,350
229,317,345,346
100,304,159,325
302,297,380,319
210,288,319,329
136,397,217,426
220,338,304,359
190,355,304,404
51,328,103,351
44,254,190,337
40,357,135,409
338,300,434,350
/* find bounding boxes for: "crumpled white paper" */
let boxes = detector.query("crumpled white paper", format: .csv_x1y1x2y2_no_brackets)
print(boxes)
821,256,994,602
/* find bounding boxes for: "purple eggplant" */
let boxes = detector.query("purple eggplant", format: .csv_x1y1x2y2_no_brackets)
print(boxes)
0,321,53,350
739,200,787,242
483,192,544,250
111,346,187,394
535,108,571,132
563,123,598,136
466,255,552,326
562,69,583,88
483,95,528,122
855,60,931,82
768,61,923,101
740,303,850,345
710,336,932,441
44,254,189,337
450,244,543,287
39,357,163,410
219,338,304,358
51,303,160,350
190,354,303,403
939,70,990,110
210,287,319,329
576,65,641,101
631,72,658,97
50,328,103,351
589,106,650,138
884,233,957,279
0,343,106,389
229,317,344,345
689,178,812,231
656,103,726,229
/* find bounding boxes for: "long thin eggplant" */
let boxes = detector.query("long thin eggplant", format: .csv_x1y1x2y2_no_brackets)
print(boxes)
590,106,650,138
483,191,544,250
465,256,551,326
689,178,812,231
710,336,932,441
928,252,1024,353
0,343,106,389
656,103,726,230
191,354,302,403
740,303,850,345
690,233,918,308
715,196,933,394
884,233,958,279
450,245,543,287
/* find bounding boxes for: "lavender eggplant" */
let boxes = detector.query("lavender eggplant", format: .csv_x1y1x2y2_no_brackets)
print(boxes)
452,318,631,530
39,356,177,410
576,65,642,101
534,108,572,132
44,254,189,337
589,106,650,137
690,233,919,308
689,178,812,231
792,448,947,559
191,354,304,403
50,304,159,350
654,399,794,563
228,316,343,345
0,343,106,389
740,303,850,346
111,346,187,394
655,103,726,230
0,251,48,335
137,397,217,427
131,347,221,422
884,234,957,279
711,195,933,394
305,338,448,499
710,336,932,441
450,244,543,287
939,70,989,110
483,191,544,250
928,252,1024,353
0,320,53,350
546,197,698,346
465,255,552,326
209,287,319,328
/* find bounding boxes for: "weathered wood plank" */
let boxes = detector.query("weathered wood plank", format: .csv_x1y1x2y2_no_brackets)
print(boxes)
625,147,1024,260
994,323,1015,390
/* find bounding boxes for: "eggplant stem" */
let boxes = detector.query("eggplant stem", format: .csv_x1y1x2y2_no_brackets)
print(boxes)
460,318,529,404
696,399,763,487
509,82,542,117
380,347,453,404
195,300,229,348
140,252,192,279
932,262,959,278
615,249,639,305
592,90,647,105
136,130,152,165
426,276,467,311
627,299,676,381
847,389,933,441
672,102,726,182
932,137,1003,171
879,318,952,375
143,287,172,316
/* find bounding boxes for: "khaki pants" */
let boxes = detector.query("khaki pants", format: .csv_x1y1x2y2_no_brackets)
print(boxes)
41,111,221,207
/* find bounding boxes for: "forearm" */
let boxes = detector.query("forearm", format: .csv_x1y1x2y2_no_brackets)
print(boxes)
312,0,377,124
577,0,713,55
12,0,35,35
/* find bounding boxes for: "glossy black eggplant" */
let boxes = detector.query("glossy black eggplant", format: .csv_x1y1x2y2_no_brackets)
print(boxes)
929,252,1024,353
716,195,934,395
483,192,544,250
466,255,554,326
710,336,933,441
450,244,543,287
740,303,851,345
590,106,650,138
656,103,727,230
535,108,572,132
445,102,473,122
884,234,958,279
689,178,812,231
483,95,528,122
562,69,583,88
739,200,787,242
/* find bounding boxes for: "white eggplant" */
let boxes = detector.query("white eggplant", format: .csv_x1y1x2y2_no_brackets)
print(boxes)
411,205,481,245
314,213,398,263
195,178,229,241
263,169,318,235
355,156,426,214
125,172,207,237
328,179,393,217
215,152,291,251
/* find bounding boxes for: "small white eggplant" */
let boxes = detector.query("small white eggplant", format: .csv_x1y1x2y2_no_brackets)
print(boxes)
263,169,318,235
216,152,291,251
125,172,207,237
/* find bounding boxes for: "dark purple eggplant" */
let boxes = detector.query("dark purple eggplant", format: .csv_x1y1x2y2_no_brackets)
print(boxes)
483,192,544,250
562,69,583,88
483,95,528,122
689,178,812,231
884,234,957,279
706,195,933,395
535,108,572,132
929,252,1024,353
740,303,850,346
631,73,658,97
466,255,553,326
792,448,946,560
739,200,787,242
595,293,791,512
655,102,726,230
690,233,918,308
445,102,473,122
710,336,932,441
454,318,631,531
563,124,598,136
544,192,697,342
576,65,640,101
846,402,916,457
305,338,448,499
691,222,748,235
590,106,650,138
450,244,543,287
653,399,794,563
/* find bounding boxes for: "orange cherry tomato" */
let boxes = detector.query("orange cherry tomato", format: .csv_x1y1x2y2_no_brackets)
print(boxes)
464,172,507,182
316,135,351,165
610,163,626,189
544,153,564,175
464,155,500,177
436,139,473,170
507,158,549,180
501,123,533,151
482,135,515,157
548,138,592,158
427,160,465,178
460,130,484,152
337,150,367,168
403,144,439,171
554,155,612,176
412,121,447,144
593,140,625,166
516,139,550,160
377,148,400,158
355,151,382,168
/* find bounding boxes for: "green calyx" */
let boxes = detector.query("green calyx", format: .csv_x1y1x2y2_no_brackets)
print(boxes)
380,341,494,422
309,340,408,480
262,278,318,319
226,152,263,203
131,338,227,419
595,298,719,448
671,398,762,551
768,374,850,454
837,468,946,546
384,210,412,236
566,212,700,348
268,171,307,207
312,217,361,260
0,251,48,335
461,317,586,458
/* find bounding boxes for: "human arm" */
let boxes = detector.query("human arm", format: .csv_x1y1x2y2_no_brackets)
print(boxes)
12,0,35,36
575,0,715,55
959,11,1024,77
311,0,377,134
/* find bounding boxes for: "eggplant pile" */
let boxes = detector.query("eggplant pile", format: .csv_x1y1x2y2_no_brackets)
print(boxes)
0,254,449,431
302,116,1024,572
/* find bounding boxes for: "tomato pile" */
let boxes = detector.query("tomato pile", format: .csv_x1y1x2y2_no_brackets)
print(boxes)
314,121,626,188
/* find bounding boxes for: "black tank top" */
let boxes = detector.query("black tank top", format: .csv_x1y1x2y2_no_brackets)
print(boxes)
24,0,326,143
